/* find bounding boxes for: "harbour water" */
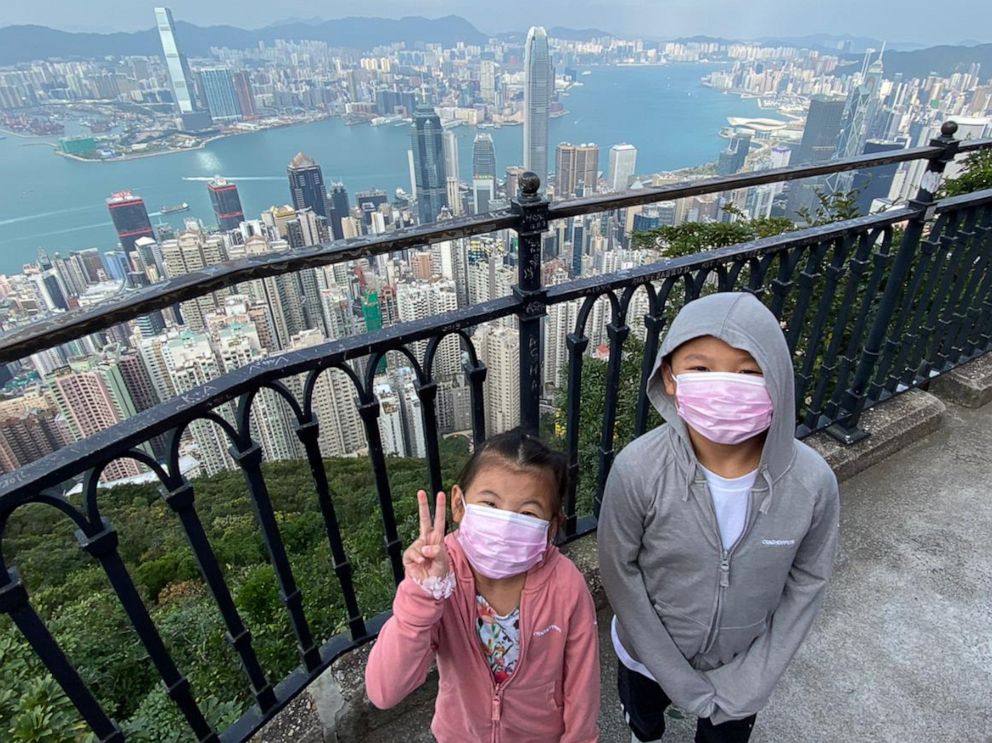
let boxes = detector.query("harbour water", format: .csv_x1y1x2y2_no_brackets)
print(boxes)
0,64,764,274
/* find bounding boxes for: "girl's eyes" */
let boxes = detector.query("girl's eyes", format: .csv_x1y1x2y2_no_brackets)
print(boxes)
522,511,539,518
684,367,763,375
480,500,497,508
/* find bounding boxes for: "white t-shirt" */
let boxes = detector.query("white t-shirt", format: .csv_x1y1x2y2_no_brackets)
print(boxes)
612,465,759,679
700,464,758,552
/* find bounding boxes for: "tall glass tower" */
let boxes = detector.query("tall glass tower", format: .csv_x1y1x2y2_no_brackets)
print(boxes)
107,192,155,253
153,6,210,129
198,68,242,121
523,26,551,192
411,104,449,225
287,152,328,219
472,133,497,214
207,177,244,230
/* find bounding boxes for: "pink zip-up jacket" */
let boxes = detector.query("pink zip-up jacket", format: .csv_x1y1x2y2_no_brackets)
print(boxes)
365,532,600,742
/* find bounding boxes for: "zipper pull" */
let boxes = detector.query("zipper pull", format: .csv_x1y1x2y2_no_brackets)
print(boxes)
719,558,730,588
491,695,501,722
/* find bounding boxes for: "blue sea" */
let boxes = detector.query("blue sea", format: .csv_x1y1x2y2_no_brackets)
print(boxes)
0,64,764,275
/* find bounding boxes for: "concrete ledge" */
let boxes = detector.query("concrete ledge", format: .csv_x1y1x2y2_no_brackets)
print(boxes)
931,353,992,408
805,389,945,483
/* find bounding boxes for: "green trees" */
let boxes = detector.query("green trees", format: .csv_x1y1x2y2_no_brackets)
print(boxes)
0,441,471,740
940,148,992,197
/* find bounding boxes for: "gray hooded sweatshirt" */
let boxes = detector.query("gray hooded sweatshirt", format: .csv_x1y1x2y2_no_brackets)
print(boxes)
598,292,839,725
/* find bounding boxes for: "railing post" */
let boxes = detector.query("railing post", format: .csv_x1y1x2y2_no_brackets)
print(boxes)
828,121,960,443
511,172,550,435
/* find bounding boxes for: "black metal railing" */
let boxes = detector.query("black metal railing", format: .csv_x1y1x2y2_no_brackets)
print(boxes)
0,122,990,741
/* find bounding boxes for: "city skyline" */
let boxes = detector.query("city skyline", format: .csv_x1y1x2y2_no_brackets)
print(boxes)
3,1,991,46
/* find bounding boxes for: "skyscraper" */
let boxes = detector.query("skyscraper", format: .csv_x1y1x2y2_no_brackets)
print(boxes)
287,152,328,219
207,177,244,231
717,131,753,176
794,96,847,165
232,71,257,118
472,133,497,214
555,142,598,198
787,96,846,219
835,53,885,162
506,166,525,201
608,144,637,192
328,183,350,240
442,130,460,185
107,192,155,253
153,7,211,129
480,60,497,105
523,26,552,191
410,104,449,225
852,140,904,213
198,67,242,121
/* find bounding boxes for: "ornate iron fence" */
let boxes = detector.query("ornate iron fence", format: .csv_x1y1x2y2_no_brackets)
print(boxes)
0,123,989,741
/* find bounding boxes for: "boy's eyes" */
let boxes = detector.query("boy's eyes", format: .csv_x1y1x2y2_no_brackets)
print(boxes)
683,366,763,375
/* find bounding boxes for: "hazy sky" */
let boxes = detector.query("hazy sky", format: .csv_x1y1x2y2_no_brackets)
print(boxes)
2,0,991,45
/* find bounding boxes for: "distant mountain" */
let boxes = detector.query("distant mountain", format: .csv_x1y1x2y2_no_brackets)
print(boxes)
547,26,614,42
0,15,489,65
494,27,614,45
837,43,992,78
755,33,926,53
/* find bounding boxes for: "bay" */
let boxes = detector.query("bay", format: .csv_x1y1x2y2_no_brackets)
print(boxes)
0,63,764,275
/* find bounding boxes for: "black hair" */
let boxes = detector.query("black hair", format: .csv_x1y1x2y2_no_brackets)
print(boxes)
457,428,569,517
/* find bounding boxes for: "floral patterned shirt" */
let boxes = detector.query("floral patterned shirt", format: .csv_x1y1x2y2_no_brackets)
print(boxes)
475,594,521,684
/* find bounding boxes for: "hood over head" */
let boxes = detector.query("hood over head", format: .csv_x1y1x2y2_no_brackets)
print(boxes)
646,292,796,481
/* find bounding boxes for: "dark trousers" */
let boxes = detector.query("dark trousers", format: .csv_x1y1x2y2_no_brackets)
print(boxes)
617,660,757,743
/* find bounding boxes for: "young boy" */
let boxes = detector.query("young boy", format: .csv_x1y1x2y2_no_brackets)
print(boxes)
598,291,839,742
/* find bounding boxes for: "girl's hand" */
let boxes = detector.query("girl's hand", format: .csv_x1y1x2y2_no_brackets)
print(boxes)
403,490,449,583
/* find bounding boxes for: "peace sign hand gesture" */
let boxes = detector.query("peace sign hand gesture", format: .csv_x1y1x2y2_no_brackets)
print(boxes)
403,490,450,583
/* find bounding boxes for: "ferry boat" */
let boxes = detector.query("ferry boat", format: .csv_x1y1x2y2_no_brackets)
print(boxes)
160,202,190,214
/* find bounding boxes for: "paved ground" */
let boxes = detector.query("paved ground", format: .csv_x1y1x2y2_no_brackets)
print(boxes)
366,400,992,742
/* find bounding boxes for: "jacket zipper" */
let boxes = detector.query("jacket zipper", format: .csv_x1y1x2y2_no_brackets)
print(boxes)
478,588,530,743
699,473,764,656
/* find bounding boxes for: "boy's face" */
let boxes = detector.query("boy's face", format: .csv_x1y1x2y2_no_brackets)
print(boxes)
662,335,763,398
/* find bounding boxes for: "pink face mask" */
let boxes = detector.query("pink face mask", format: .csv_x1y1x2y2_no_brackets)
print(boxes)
457,503,550,580
673,371,774,445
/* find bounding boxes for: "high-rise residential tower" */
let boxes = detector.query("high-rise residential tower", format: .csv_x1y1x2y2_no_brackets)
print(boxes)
207,177,244,231
410,104,449,225
287,152,328,219
523,26,552,191
555,142,598,198
107,191,155,253
608,144,637,191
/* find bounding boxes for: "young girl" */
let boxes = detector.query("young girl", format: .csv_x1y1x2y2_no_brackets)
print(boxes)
365,429,600,742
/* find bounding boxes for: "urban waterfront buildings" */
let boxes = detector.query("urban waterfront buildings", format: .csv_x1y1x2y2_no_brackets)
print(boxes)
287,152,329,219
524,26,552,191
608,144,637,192
107,192,155,254
207,177,244,231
